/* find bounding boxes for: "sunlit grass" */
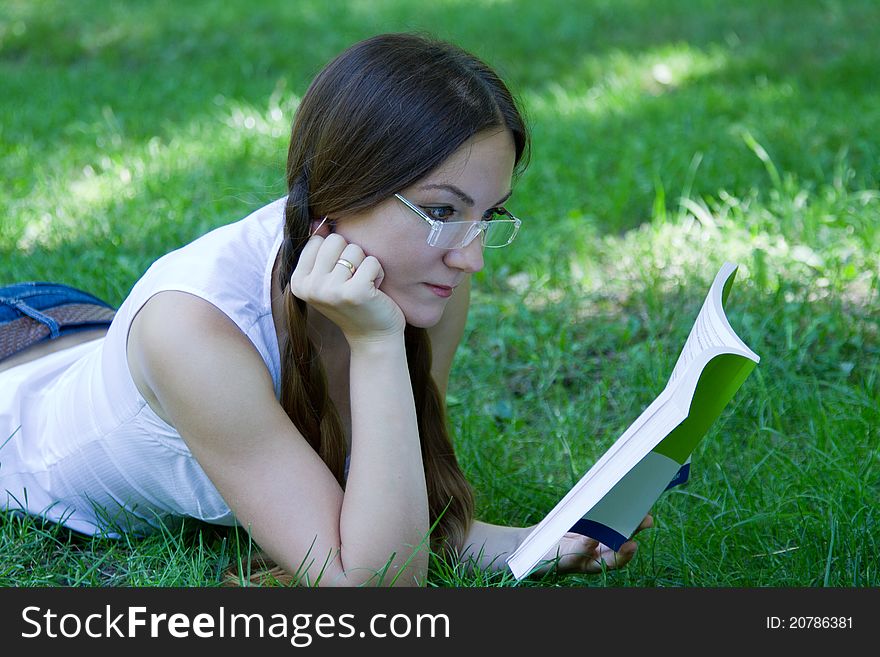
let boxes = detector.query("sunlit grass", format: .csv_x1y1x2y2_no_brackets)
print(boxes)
8,92,296,253
524,42,729,119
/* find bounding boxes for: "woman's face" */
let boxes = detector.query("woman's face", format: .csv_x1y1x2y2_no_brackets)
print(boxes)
330,129,517,328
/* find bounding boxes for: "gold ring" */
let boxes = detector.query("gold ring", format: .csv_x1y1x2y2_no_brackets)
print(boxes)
335,258,356,275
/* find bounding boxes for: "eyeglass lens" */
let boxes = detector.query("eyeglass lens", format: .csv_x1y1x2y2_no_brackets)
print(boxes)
427,219,518,248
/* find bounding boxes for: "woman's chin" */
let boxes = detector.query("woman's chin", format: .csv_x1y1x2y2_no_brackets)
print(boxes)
401,304,446,329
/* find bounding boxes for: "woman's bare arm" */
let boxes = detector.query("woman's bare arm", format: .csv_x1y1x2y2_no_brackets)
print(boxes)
127,290,428,586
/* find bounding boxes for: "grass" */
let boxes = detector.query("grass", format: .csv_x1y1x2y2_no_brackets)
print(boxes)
1,0,878,587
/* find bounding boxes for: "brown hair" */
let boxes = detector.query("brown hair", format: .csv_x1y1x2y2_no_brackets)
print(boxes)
275,33,529,565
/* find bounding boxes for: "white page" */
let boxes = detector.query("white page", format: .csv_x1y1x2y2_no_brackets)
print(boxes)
668,263,756,385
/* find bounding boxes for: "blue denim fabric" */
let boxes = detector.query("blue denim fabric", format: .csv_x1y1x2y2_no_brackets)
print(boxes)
0,282,115,337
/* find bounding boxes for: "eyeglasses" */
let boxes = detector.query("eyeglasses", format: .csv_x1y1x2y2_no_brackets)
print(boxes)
394,193,521,249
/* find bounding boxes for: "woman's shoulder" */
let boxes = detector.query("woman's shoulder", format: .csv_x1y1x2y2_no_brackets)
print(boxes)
126,290,276,425
130,290,270,371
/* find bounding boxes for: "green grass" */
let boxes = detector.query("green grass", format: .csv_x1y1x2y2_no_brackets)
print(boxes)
1,0,878,587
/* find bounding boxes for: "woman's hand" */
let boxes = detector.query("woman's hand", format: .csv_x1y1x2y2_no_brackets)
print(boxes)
535,514,654,576
289,233,406,344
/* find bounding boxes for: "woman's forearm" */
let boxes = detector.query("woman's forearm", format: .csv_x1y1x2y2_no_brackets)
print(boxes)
459,520,532,573
339,335,430,584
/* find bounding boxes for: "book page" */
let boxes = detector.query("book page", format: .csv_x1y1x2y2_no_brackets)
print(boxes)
668,263,757,386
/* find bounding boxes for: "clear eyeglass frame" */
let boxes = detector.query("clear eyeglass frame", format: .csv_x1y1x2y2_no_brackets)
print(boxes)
394,193,521,249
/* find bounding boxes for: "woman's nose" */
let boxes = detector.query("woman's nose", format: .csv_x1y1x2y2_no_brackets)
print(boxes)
444,236,485,274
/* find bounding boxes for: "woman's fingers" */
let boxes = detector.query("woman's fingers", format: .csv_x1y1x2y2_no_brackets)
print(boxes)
550,533,642,574
539,518,655,576
288,233,404,340
634,514,654,534
329,243,366,281
547,534,598,574
313,233,353,274
293,234,325,278
293,235,365,287
350,255,383,289
589,539,638,572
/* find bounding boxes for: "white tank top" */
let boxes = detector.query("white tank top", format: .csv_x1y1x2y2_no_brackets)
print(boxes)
0,197,286,536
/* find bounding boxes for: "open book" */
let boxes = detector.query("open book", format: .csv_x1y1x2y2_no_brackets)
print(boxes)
507,262,760,580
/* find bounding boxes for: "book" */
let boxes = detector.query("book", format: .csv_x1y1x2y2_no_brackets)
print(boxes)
507,262,760,580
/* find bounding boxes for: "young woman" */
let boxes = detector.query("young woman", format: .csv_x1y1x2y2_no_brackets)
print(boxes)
0,33,650,586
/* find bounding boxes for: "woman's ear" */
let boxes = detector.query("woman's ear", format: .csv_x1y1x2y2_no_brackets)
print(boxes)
309,216,332,237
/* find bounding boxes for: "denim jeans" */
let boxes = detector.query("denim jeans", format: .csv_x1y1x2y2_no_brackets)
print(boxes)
0,282,115,338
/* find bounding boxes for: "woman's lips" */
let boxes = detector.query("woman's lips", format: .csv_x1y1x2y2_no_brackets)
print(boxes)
425,283,455,298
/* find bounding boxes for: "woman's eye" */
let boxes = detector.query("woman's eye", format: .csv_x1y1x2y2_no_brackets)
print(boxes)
422,206,455,221
483,207,508,221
